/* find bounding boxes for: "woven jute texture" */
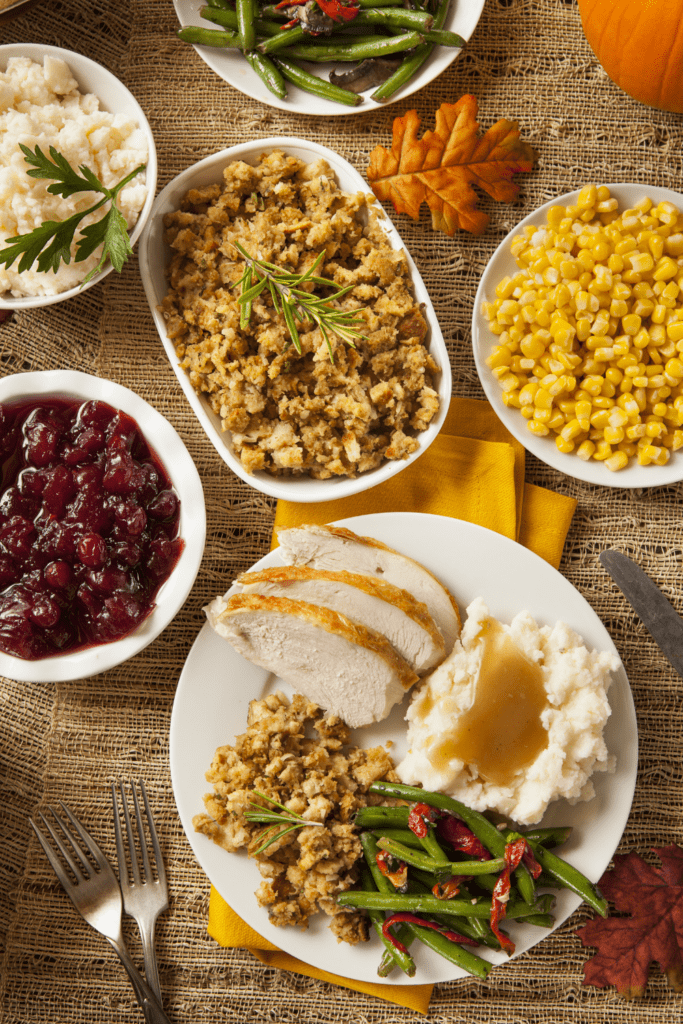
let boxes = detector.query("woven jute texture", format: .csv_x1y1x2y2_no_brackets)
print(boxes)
2,0,683,1020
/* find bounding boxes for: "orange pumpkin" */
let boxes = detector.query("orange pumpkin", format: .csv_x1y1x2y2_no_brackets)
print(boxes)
577,0,683,113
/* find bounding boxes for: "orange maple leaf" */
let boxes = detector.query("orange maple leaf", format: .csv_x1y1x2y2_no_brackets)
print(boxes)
366,95,538,236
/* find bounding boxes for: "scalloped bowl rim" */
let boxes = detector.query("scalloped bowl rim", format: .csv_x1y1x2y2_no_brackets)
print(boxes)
0,370,206,682
0,43,158,311
138,137,451,502
473,182,683,489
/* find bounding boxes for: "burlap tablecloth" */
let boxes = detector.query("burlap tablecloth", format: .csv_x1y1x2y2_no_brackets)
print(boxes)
2,1,683,1020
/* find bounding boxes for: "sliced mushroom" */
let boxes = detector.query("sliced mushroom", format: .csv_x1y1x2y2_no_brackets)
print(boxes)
329,58,403,93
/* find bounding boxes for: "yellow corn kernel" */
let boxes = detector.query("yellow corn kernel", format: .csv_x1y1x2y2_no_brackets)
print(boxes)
666,322,683,343
610,298,629,318
577,185,598,209
560,418,583,442
603,425,625,444
576,439,596,461
604,450,629,471
527,419,549,437
502,390,521,408
520,405,534,420
672,430,683,449
547,410,565,431
533,388,553,411
665,234,683,256
622,313,642,335
555,435,575,454
628,251,655,274
575,401,592,429
649,234,665,260
654,256,679,281
487,346,513,369
626,423,647,440
592,441,614,461
496,276,516,300
655,447,671,465
590,409,610,429
645,420,665,438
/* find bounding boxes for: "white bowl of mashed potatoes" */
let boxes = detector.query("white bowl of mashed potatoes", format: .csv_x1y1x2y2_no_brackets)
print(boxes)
138,139,451,502
0,44,157,309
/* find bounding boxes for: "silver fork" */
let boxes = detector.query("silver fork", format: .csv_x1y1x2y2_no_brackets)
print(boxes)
112,780,169,1006
30,804,171,1024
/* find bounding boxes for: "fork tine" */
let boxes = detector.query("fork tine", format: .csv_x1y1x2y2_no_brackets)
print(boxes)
59,801,113,876
39,809,91,881
139,780,166,889
131,782,152,883
119,782,141,885
112,783,130,888
29,816,76,892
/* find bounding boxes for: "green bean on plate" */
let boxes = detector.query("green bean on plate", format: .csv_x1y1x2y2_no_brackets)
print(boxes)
173,0,485,112
340,782,609,979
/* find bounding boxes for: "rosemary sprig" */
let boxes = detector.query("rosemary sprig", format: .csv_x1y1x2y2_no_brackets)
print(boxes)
245,789,325,855
232,241,366,361
0,144,146,282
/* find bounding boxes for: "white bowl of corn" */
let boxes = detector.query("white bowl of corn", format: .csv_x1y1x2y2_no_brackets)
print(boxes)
473,183,683,487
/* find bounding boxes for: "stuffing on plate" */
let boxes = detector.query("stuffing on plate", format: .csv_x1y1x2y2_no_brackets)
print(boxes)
193,690,397,943
159,149,440,478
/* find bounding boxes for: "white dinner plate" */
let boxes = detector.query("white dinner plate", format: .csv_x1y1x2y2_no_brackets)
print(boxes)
173,0,485,116
170,512,638,985
472,183,683,488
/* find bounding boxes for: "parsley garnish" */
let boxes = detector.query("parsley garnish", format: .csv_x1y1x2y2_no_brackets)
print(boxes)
0,144,146,282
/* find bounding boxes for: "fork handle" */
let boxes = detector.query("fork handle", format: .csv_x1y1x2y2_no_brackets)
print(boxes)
107,937,172,1024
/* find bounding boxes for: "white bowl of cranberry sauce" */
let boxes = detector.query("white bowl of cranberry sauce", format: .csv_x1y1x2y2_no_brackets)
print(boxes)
0,371,206,682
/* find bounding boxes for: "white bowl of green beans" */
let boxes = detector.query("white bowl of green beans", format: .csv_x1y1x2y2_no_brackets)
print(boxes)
173,0,485,115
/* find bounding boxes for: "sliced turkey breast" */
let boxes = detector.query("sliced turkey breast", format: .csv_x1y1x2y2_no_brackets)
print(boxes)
237,565,445,674
206,592,419,728
276,524,461,654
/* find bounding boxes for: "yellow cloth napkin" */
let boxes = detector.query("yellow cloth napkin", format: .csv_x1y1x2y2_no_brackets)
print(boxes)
208,396,577,1013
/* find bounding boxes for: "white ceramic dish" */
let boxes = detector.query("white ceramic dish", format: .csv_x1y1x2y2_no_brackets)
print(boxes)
0,43,157,311
170,511,638,986
472,183,683,488
0,370,206,683
139,138,451,503
174,0,485,116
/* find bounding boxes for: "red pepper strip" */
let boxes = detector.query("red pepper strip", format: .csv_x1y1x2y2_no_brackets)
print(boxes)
431,877,470,900
521,844,543,880
376,850,408,892
315,0,360,21
408,802,438,838
490,838,528,956
275,0,307,7
281,18,299,27
383,913,479,952
436,815,491,860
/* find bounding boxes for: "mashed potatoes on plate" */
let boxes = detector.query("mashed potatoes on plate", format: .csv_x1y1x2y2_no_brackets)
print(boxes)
397,597,618,825
0,56,148,297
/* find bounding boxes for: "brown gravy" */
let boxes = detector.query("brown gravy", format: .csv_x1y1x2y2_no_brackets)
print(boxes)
429,620,548,786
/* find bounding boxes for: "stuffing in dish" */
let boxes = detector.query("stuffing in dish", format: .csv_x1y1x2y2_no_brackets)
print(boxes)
159,150,440,478
193,690,397,942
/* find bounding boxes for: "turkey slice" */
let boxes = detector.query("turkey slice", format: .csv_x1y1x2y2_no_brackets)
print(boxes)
206,592,419,728
276,524,461,653
237,565,445,674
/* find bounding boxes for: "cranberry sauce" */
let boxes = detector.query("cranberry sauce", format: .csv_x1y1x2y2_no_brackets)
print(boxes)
0,397,184,661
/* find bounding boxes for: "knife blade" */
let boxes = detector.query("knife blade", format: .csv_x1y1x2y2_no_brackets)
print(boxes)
600,550,683,679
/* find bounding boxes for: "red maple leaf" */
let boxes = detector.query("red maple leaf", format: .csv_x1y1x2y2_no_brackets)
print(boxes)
577,845,683,999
